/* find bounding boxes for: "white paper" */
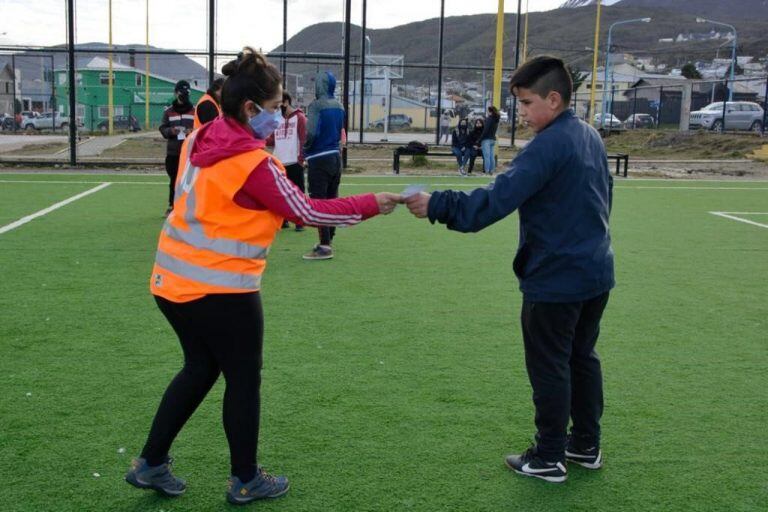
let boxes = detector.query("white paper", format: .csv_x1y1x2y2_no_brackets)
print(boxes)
402,184,427,198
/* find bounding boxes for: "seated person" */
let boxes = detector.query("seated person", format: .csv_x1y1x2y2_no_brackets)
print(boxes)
467,117,485,175
451,118,471,175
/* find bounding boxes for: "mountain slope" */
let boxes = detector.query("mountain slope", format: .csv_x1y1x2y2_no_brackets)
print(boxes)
277,0,767,81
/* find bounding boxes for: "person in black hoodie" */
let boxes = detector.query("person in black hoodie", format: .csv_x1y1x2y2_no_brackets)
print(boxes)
466,117,485,175
159,80,196,216
450,118,471,176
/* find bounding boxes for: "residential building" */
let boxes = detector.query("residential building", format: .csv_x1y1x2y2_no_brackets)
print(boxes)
54,57,203,131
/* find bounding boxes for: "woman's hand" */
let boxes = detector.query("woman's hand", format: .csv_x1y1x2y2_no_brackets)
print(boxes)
375,192,403,215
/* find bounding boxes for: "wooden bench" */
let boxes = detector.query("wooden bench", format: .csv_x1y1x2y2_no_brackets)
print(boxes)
394,147,629,177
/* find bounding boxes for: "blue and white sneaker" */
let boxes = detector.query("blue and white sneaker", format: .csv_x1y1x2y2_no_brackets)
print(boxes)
226,467,290,505
505,447,567,483
125,457,186,497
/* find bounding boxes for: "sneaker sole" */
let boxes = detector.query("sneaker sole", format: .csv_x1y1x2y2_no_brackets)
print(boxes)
125,473,186,497
302,255,333,260
504,459,567,484
565,450,603,470
226,483,290,505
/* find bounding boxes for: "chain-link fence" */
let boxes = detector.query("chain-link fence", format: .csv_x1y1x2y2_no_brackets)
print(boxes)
1,1,765,166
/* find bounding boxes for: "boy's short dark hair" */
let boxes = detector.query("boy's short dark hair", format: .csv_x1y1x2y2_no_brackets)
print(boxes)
509,56,572,106
282,92,292,105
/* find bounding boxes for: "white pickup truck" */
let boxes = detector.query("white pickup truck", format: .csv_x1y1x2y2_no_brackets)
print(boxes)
23,112,71,131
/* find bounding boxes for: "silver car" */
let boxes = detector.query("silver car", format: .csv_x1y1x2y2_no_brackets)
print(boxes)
689,102,764,132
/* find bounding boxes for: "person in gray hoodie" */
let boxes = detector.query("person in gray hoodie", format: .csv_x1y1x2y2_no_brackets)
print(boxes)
302,71,346,260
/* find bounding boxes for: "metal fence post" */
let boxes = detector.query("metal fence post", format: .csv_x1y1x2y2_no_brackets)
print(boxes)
342,0,352,168
762,75,767,137
67,0,77,165
435,0,445,145
632,87,638,128
721,79,727,133
10,53,17,132
657,86,664,128
358,0,367,144
208,0,215,86
608,85,615,135
510,0,523,148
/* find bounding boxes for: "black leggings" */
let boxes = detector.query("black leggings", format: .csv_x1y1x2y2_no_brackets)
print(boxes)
141,293,264,482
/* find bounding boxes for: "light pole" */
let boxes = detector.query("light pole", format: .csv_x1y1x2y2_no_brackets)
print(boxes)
697,17,737,101
601,17,651,128
711,40,732,103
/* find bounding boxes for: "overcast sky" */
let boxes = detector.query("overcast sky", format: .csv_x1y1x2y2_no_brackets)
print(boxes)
1,0,588,53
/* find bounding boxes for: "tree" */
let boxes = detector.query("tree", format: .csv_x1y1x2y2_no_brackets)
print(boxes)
681,62,702,79
568,67,588,92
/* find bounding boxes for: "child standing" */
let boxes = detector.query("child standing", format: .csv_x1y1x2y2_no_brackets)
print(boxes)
403,56,615,484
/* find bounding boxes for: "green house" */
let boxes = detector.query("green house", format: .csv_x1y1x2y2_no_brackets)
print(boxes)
55,57,204,132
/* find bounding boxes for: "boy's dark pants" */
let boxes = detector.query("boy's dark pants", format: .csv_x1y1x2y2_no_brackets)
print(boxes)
520,291,609,462
307,152,341,246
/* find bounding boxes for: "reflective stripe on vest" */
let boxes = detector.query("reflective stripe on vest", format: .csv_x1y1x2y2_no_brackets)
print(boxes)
155,250,261,289
163,224,268,259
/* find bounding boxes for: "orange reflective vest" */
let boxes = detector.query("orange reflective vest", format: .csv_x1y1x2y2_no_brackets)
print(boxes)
193,93,222,130
150,133,284,302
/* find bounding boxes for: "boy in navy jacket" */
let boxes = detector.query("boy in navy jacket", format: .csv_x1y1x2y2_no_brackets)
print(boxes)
404,56,615,483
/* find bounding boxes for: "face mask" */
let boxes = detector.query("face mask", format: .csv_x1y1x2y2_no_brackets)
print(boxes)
248,104,283,139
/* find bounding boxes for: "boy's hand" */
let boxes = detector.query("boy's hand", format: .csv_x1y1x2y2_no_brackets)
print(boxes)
375,192,403,215
404,192,431,218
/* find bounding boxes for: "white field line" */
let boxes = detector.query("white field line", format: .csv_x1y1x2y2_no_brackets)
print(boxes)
0,182,112,235
2,179,768,190
709,211,768,229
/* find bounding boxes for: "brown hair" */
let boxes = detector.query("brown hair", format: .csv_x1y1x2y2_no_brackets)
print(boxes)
509,55,572,106
220,47,283,119
487,105,500,120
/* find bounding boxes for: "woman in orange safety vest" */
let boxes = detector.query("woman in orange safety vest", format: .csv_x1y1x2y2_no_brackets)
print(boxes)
193,77,224,129
125,47,401,505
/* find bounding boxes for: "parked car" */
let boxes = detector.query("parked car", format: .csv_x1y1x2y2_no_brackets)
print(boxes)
689,101,764,132
23,112,70,131
96,115,141,132
624,113,656,129
0,113,15,130
369,114,412,129
593,113,622,129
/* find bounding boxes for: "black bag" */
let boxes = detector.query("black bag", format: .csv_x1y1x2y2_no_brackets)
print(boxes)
403,140,428,154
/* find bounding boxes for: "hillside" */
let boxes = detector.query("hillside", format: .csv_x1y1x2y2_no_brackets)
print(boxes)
0,44,209,89
277,0,768,82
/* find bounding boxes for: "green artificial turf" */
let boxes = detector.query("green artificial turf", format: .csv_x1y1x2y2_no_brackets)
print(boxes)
0,173,766,511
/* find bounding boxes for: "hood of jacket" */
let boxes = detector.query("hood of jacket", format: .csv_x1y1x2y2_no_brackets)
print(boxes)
314,71,336,99
189,116,265,168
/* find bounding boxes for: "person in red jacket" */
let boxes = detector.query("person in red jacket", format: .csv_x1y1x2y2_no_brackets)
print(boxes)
125,47,401,505
267,92,307,231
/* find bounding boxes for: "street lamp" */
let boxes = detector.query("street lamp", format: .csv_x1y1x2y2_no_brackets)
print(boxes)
601,17,651,128
696,17,737,101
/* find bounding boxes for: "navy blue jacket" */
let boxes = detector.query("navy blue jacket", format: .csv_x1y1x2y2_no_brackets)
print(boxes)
428,109,615,303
